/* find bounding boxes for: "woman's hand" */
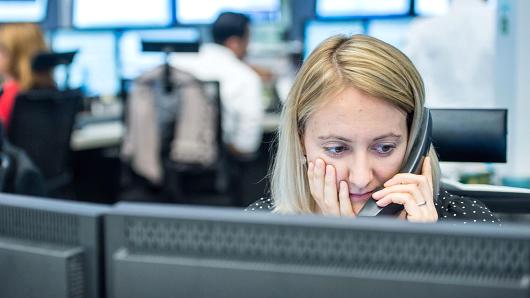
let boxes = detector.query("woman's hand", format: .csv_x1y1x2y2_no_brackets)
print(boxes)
307,158,355,217
372,157,438,223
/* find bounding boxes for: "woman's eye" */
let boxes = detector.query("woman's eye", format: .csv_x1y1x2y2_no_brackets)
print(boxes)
324,146,347,155
373,144,396,155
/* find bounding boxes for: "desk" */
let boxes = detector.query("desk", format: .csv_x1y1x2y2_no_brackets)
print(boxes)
71,121,124,151
71,112,281,151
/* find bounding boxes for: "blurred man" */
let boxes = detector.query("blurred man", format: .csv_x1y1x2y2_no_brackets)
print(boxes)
173,12,264,157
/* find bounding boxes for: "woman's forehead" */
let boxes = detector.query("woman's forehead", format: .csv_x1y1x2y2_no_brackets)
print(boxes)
305,87,407,139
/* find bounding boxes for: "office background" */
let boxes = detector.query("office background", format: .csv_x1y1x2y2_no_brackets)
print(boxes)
0,0,529,206
2,2,530,297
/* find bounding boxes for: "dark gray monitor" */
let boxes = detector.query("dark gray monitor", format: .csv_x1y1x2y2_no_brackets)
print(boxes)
105,202,530,298
0,193,110,298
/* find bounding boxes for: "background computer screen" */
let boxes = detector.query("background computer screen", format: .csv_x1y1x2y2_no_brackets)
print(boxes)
51,30,118,97
366,17,413,51
72,0,172,29
119,28,202,80
414,0,450,16
0,0,48,23
303,20,364,59
176,0,281,24
105,202,530,298
316,0,410,18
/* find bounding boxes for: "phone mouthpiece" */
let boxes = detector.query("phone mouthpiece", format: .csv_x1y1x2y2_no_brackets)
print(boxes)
357,198,404,217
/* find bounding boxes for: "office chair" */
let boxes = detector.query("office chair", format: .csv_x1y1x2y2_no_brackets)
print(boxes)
431,109,530,213
0,125,12,192
8,88,82,197
0,123,45,196
431,109,507,162
6,51,82,198
161,80,229,204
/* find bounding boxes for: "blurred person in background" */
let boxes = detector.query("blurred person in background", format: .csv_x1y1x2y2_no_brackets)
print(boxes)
0,23,54,130
173,12,264,157
403,0,496,108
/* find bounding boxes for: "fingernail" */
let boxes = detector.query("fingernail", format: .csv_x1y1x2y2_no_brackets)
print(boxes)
376,200,384,206
316,159,323,168
326,165,333,176
372,190,382,199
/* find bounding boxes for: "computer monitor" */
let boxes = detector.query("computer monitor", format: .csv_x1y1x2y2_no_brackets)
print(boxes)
315,0,410,19
303,20,364,60
105,202,530,298
0,0,48,23
365,17,414,51
176,0,281,24
51,30,119,97
414,0,450,16
119,28,202,80
0,193,109,298
72,0,172,29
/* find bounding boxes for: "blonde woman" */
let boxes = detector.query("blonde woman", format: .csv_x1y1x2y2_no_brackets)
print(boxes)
0,23,54,129
248,35,498,225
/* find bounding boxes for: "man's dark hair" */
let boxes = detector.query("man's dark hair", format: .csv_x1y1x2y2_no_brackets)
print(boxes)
212,12,251,45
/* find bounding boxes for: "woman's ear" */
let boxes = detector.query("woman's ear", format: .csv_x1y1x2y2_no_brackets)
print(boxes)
300,134,308,164
300,133,306,155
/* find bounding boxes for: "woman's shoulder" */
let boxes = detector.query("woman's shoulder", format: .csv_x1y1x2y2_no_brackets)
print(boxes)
245,197,274,212
436,189,501,225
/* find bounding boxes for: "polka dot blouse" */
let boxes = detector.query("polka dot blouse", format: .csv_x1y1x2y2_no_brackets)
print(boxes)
246,189,501,225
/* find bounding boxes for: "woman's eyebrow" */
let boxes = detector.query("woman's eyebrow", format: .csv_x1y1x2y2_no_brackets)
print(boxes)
318,135,352,142
373,133,402,141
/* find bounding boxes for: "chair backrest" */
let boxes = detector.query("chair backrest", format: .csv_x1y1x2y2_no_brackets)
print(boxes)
160,80,224,171
7,89,82,180
202,80,223,160
431,109,507,162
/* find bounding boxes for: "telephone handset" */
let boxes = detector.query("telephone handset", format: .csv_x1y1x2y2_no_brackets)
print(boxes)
357,107,432,217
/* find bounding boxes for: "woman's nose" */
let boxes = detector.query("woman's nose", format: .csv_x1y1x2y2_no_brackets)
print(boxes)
348,155,373,192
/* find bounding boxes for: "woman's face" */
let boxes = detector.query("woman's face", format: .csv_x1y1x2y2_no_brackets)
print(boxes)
303,86,409,214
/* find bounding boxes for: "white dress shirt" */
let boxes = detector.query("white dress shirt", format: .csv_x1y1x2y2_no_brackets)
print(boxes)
171,43,264,154
403,0,496,108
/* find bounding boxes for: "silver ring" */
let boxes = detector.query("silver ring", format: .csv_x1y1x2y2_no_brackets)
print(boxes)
417,201,427,207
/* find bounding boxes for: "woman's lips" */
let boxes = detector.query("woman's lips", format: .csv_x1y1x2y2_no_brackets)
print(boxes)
349,191,374,203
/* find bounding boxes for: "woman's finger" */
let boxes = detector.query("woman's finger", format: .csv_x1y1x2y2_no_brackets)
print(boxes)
307,161,319,200
323,164,340,215
375,192,422,218
307,161,314,180
383,173,433,206
312,159,326,200
338,181,355,217
384,173,430,189
372,184,423,205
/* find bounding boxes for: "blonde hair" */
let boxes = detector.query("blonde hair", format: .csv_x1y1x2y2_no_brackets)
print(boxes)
0,23,53,91
271,34,441,213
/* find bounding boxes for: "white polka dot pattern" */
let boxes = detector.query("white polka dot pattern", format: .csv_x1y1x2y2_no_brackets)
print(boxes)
244,197,274,212
436,190,501,226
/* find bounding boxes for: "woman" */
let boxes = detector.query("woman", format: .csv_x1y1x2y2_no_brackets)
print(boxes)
249,35,499,225
0,23,54,129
